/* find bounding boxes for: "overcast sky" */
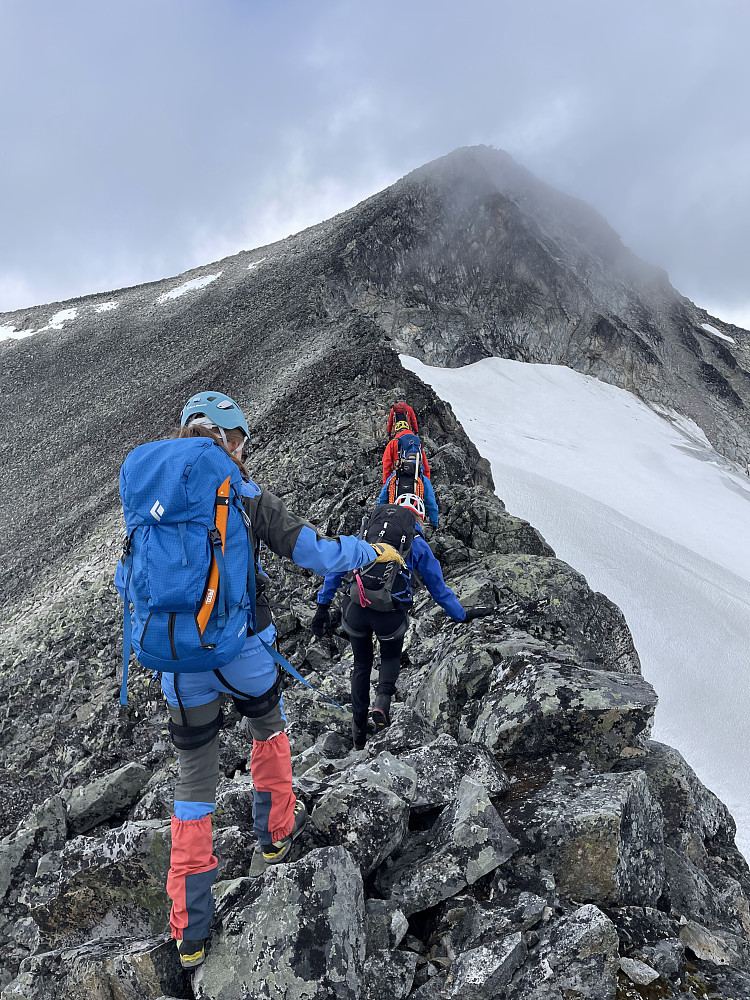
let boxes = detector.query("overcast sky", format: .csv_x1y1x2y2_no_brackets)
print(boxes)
1,0,749,327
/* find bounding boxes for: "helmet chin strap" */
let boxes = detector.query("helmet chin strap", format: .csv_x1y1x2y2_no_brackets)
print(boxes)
186,415,231,451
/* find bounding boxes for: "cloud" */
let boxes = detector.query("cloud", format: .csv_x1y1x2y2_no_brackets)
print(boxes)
0,0,749,320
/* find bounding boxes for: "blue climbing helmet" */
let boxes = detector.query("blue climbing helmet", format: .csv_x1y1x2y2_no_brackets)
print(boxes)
180,391,249,439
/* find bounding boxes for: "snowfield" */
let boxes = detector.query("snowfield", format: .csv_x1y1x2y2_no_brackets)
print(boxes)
157,272,221,302
402,354,750,860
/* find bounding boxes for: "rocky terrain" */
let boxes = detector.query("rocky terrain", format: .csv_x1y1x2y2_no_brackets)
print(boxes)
1,147,749,998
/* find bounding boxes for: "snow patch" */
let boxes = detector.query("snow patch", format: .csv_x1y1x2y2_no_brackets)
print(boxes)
157,272,222,303
247,257,266,271
401,353,750,860
0,325,35,341
48,308,77,329
701,322,735,344
95,301,118,313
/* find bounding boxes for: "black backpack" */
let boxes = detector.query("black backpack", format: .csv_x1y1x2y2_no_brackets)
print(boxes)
349,504,416,613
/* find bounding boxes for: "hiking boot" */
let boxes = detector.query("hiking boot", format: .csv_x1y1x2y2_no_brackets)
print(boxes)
177,939,206,969
371,693,391,729
352,718,368,750
262,801,308,864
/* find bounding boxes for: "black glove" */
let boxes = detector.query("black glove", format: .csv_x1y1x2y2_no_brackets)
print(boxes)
311,603,331,637
463,605,496,622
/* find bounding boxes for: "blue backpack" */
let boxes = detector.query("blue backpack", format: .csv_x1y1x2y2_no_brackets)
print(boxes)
397,433,423,474
115,437,258,704
115,436,347,712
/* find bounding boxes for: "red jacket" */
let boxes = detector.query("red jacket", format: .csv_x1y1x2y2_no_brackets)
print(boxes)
382,430,432,483
387,403,418,437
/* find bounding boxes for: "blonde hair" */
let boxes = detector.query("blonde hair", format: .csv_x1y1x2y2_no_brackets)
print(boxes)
178,423,249,477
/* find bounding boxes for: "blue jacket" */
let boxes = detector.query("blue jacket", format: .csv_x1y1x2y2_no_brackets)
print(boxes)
317,525,466,621
378,474,439,527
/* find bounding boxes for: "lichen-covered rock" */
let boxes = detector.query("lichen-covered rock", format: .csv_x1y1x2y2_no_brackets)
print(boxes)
472,661,657,767
194,847,365,1000
476,553,642,674
640,937,685,981
310,779,410,875
377,777,518,916
616,740,740,855
365,899,409,956
0,795,67,901
434,892,550,959
398,734,509,809
510,770,664,906
507,904,620,1000
437,485,553,557
64,761,152,834
662,845,750,937
23,820,171,944
367,707,438,753
0,935,189,1000
447,932,527,998
361,949,419,1000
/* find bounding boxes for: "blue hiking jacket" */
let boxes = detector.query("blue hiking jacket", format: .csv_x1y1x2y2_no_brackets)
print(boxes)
378,474,439,527
317,524,466,621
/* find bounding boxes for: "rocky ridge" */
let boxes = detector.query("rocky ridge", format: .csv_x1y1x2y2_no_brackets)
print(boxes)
2,147,750,609
1,345,749,998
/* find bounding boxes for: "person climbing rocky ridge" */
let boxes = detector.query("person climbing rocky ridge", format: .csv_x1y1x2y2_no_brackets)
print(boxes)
0,341,748,999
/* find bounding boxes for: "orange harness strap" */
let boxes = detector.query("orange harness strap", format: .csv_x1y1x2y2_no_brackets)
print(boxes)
197,477,231,635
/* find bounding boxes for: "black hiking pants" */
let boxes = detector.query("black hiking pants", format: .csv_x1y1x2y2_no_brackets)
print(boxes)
341,597,408,725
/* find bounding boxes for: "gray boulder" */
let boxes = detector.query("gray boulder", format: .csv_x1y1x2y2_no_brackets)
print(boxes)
619,956,660,985
679,919,746,968
617,741,740,853
434,892,550,959
194,847,365,1000
640,937,685,980
437,485,554,558
361,950,419,1000
0,935,188,1000
663,846,750,936
377,777,518,916
514,770,664,906
310,753,416,874
507,904,620,1000
365,899,409,956
64,761,152,834
472,661,657,767
474,553,642,674
448,932,527,998
0,795,67,901
24,820,171,944
398,734,509,809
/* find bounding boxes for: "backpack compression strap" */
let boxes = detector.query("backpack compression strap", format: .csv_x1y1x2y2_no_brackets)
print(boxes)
197,477,231,633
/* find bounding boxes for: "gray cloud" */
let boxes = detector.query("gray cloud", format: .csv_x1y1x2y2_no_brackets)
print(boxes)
1,0,748,326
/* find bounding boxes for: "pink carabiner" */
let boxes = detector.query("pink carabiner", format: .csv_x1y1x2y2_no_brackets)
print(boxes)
355,572,371,608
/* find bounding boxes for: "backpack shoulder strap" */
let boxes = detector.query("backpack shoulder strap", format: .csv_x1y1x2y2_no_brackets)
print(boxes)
119,534,135,706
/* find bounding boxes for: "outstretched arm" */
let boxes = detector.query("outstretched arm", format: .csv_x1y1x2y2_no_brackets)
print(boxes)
421,477,439,527
248,487,377,576
412,535,465,620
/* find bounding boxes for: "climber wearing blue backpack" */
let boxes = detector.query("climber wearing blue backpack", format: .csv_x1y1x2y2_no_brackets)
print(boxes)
379,432,440,528
115,390,404,970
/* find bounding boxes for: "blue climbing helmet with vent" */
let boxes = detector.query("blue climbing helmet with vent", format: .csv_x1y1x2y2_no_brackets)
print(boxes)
180,391,249,438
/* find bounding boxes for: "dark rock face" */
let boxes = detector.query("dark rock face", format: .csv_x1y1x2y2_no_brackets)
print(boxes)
0,147,748,997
